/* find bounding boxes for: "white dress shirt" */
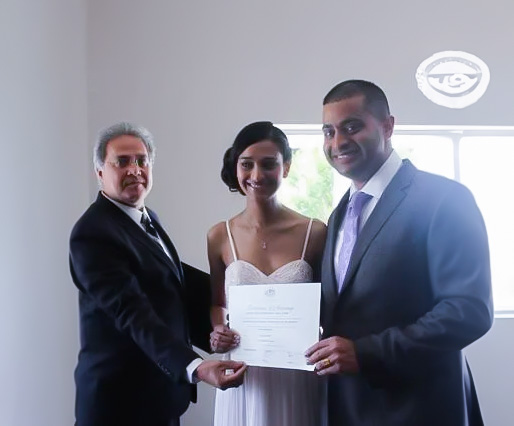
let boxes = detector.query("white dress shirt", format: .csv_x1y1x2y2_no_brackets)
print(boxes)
334,151,403,270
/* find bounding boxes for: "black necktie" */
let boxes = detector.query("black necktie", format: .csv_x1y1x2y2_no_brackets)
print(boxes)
141,213,159,239
141,212,180,279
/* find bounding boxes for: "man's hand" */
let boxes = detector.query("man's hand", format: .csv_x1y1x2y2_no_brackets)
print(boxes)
305,336,359,375
195,360,247,390
210,325,240,353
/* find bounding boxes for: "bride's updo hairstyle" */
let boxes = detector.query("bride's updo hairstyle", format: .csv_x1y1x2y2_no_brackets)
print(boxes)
221,121,292,195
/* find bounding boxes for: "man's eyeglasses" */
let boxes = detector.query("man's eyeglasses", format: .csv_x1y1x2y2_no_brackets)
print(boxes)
106,155,150,169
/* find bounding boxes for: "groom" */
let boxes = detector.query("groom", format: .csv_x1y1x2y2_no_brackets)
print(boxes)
69,122,246,426
306,80,493,425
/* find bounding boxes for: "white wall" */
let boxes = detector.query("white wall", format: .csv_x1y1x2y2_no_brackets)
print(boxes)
466,319,514,426
0,1,88,425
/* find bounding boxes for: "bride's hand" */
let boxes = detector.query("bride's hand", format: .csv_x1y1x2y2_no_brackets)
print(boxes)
210,324,240,353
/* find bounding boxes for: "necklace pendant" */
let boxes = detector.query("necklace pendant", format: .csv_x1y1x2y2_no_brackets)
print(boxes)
261,241,267,249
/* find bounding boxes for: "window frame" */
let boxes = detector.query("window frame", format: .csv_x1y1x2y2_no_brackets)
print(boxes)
278,124,514,318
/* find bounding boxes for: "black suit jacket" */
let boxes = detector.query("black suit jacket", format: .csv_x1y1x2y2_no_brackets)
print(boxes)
69,193,211,426
322,161,493,426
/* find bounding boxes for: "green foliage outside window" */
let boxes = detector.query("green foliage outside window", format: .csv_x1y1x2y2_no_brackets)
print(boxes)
279,146,334,223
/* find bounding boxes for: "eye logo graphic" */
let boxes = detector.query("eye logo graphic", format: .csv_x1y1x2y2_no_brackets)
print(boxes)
416,51,490,109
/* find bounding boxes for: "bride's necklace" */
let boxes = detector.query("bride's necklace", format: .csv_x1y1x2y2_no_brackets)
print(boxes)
253,226,270,250
244,205,284,251
255,228,268,250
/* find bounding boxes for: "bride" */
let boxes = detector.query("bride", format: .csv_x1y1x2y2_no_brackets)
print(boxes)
207,121,327,426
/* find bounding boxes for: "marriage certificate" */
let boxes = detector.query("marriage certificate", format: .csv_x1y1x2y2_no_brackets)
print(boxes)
228,282,321,371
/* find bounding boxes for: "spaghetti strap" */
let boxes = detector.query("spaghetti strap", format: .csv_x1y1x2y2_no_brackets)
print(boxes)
225,220,238,261
301,218,314,260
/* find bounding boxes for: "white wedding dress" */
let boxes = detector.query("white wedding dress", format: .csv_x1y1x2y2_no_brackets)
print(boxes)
213,219,323,426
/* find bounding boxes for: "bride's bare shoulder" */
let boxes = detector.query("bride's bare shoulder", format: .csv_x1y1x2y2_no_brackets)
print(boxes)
207,213,244,243
207,221,224,238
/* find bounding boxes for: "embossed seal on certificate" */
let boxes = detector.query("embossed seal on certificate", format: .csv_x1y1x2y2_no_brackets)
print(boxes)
265,288,276,297
415,51,490,109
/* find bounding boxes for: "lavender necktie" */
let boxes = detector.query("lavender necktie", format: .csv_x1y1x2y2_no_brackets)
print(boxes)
337,191,372,292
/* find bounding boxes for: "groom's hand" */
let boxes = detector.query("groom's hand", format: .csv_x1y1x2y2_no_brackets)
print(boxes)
195,360,247,390
305,336,359,375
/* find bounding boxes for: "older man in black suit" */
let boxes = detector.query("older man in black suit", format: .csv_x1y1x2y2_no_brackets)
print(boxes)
69,122,246,426
306,80,493,425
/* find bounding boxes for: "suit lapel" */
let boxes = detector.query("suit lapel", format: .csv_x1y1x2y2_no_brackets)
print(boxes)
339,161,416,295
96,194,182,283
148,211,184,283
322,161,417,324
322,191,350,322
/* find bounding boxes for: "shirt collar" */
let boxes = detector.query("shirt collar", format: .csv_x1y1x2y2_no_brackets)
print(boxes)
101,192,148,226
349,150,402,200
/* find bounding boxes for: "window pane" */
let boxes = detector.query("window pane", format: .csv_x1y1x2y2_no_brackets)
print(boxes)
392,135,455,179
278,134,336,223
278,127,513,314
460,137,514,311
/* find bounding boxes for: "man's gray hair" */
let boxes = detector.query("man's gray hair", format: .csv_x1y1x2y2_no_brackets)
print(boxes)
93,122,156,171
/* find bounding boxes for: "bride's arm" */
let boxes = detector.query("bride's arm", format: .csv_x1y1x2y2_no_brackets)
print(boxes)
307,219,328,282
207,223,240,353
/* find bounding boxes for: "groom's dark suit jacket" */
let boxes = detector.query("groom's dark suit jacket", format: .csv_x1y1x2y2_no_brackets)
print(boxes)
322,160,493,426
69,193,211,426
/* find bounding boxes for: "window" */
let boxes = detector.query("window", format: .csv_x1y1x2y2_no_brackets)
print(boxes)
278,124,514,315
